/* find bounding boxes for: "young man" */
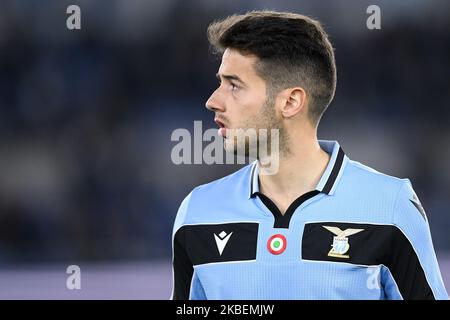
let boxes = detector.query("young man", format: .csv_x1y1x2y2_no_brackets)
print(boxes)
171,11,448,300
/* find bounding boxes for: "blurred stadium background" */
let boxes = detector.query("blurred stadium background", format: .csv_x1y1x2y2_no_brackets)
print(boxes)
0,0,449,299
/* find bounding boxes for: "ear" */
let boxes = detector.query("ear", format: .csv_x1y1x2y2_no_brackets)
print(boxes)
278,87,307,118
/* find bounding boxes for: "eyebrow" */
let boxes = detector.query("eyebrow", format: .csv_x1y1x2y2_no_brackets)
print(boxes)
216,73,246,85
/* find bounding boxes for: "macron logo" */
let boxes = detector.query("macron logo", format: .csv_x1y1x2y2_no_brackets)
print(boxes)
214,231,233,256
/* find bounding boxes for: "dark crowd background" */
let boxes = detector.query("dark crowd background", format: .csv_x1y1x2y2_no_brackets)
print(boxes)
0,0,449,268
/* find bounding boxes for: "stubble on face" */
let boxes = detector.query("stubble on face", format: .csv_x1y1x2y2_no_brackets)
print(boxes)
225,94,290,159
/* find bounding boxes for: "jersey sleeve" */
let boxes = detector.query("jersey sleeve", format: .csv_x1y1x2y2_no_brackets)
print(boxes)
171,191,194,300
383,179,449,300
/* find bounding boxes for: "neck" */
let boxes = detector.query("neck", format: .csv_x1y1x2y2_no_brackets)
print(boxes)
258,131,330,202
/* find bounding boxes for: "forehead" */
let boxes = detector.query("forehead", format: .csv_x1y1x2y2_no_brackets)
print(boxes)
218,48,261,80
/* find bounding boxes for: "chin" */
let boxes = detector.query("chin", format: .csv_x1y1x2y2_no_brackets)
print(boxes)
223,138,235,153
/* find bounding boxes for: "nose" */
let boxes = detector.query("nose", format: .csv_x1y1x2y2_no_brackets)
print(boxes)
205,89,225,112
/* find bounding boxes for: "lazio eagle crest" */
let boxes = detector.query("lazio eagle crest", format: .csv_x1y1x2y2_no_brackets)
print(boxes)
322,226,364,259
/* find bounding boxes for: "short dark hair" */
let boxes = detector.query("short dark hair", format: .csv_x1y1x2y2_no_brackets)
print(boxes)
207,11,337,126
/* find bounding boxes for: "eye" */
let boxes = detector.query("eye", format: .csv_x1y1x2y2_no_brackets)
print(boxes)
230,82,239,92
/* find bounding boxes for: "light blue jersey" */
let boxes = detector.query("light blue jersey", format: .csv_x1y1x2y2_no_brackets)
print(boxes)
172,140,448,300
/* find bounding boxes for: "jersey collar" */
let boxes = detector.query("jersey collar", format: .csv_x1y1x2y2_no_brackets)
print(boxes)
248,140,348,199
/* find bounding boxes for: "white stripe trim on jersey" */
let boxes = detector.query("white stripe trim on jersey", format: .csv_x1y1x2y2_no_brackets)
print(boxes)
193,259,257,268
381,264,404,300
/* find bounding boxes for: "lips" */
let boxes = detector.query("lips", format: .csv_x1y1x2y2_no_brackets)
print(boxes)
214,117,227,137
